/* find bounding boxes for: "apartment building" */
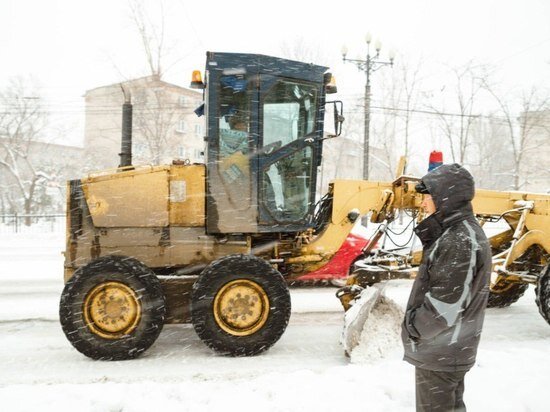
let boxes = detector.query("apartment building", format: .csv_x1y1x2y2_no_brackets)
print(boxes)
84,75,204,170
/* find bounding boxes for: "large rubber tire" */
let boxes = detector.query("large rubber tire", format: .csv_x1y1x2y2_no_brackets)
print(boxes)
59,256,166,360
191,254,291,356
487,282,529,308
536,265,550,325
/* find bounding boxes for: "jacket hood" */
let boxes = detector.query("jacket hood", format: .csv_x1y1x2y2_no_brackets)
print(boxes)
420,163,475,223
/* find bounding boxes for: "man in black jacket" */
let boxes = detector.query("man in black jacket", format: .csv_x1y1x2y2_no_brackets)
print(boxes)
402,163,492,412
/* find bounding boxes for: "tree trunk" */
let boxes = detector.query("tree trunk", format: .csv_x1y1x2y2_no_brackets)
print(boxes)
24,198,32,226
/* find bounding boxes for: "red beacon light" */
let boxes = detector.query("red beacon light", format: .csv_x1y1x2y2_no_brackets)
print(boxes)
428,150,443,171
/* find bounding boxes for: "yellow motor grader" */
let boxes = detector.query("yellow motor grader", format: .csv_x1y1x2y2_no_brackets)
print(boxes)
60,52,550,361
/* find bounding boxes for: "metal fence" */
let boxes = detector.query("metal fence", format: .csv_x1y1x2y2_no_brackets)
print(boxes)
0,213,65,234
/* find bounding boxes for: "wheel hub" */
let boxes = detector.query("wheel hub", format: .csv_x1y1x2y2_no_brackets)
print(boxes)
83,281,141,339
213,279,269,336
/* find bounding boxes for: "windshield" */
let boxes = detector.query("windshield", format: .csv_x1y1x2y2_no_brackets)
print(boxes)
263,80,318,147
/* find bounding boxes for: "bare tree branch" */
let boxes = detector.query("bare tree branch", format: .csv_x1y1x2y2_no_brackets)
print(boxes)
129,0,166,78
425,61,488,165
0,77,63,220
483,81,550,190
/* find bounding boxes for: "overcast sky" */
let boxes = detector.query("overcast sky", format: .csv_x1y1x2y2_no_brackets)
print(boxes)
2,0,550,145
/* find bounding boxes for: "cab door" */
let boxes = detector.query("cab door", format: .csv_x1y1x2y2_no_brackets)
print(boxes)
205,68,260,234
257,75,323,232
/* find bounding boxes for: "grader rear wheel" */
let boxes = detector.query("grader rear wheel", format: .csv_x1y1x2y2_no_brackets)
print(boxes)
191,254,291,356
59,256,166,360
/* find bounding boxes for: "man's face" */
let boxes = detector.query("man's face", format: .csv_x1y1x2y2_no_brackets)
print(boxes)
421,194,437,215
229,116,247,132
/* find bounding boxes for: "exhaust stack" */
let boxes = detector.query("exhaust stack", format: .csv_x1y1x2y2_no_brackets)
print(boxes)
119,87,133,168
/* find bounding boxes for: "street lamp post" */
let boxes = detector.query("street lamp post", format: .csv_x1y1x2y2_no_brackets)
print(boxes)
342,34,395,180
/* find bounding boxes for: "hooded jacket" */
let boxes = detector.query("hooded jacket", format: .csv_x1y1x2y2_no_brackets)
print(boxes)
402,163,492,372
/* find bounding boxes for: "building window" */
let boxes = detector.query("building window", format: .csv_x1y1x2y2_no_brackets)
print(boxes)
178,146,186,158
176,120,186,133
179,96,188,107
195,124,202,136
194,149,204,159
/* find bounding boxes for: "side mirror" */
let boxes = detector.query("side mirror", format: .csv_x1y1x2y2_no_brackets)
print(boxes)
326,100,344,138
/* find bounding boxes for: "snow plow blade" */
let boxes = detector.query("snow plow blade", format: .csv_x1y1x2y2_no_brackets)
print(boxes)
338,284,386,356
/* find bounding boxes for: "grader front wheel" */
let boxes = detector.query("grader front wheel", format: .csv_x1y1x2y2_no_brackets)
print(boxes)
191,254,291,356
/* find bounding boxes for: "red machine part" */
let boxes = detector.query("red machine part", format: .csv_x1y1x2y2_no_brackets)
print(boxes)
295,232,371,281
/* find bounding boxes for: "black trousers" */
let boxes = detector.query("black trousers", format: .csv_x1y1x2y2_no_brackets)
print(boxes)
415,367,467,412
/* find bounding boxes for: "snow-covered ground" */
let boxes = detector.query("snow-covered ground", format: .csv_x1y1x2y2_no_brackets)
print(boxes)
1,233,549,411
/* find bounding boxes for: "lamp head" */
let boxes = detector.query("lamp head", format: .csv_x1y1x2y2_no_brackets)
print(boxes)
341,45,348,59
365,32,372,44
388,49,396,65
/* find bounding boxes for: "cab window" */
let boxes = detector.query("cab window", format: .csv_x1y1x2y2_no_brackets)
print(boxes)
262,146,313,221
218,74,250,159
216,73,253,210
263,80,317,148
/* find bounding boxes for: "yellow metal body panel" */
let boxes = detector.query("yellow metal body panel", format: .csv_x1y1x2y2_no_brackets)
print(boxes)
473,189,550,256
506,229,550,263
99,228,162,247
488,229,514,249
472,189,550,217
169,164,206,226
82,166,170,227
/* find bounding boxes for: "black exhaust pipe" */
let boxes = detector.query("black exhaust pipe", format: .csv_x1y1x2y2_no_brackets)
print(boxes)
119,86,133,168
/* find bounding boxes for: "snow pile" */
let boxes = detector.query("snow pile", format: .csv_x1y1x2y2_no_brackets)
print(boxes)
341,286,382,354
350,295,404,364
